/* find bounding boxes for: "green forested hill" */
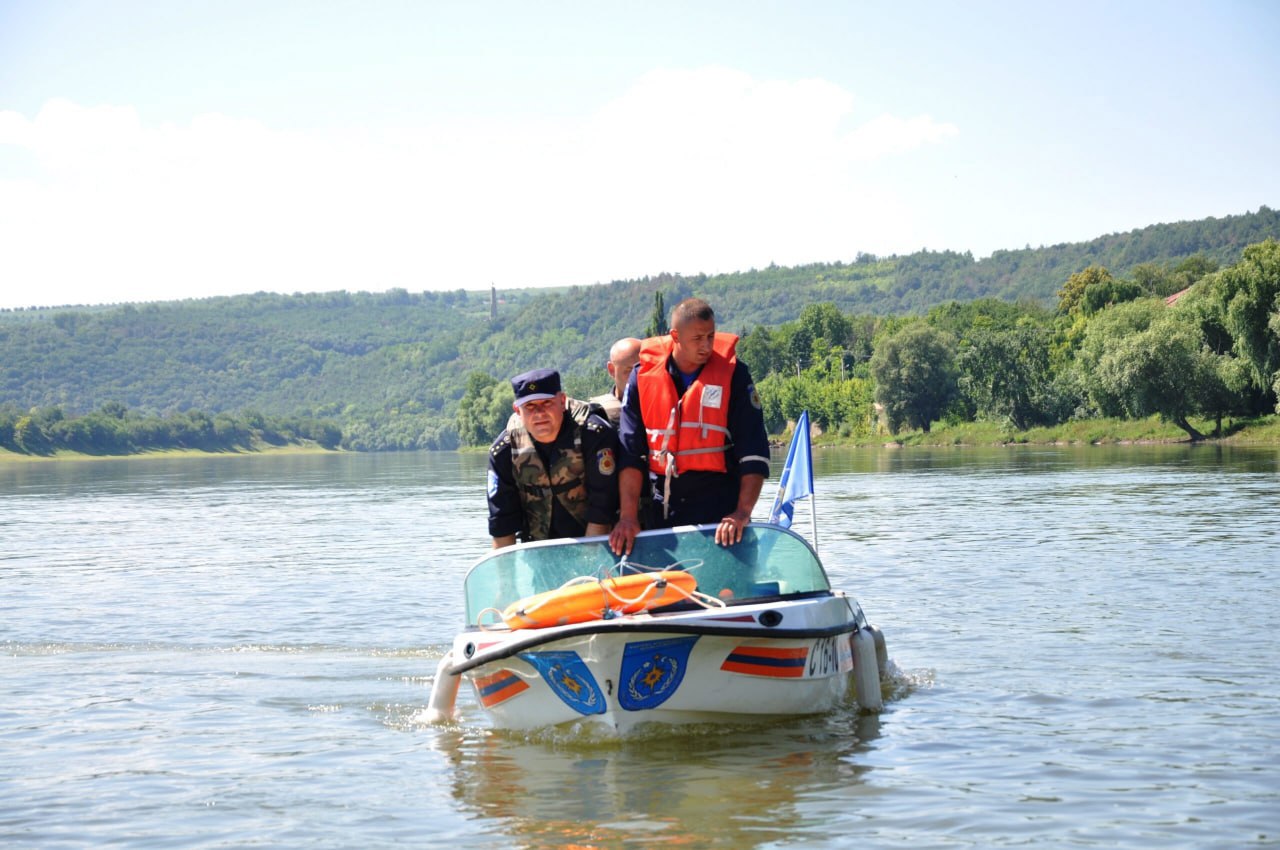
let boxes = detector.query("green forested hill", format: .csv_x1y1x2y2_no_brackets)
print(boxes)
2,206,1276,451
0,288,507,448
908,205,1280,305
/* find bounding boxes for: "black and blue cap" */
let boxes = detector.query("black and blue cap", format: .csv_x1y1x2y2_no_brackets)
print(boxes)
511,368,562,407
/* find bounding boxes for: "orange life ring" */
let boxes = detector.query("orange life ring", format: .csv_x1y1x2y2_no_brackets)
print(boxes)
502,570,698,630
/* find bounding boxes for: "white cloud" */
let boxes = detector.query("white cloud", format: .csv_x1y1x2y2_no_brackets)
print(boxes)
844,113,960,162
0,71,958,308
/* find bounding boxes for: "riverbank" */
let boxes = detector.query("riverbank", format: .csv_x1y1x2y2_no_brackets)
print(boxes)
6,415,1279,462
816,414,1280,449
0,441,340,463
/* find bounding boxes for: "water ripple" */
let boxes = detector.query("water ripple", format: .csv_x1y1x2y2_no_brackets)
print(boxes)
3,446,1279,848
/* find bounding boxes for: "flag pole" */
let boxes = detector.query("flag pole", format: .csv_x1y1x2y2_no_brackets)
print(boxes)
809,473,819,556
804,413,818,556
768,410,816,550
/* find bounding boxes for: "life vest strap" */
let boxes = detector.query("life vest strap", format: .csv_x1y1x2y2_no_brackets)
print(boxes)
679,421,731,437
675,445,729,457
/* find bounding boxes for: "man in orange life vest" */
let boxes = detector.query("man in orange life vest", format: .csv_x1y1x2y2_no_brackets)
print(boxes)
609,298,770,554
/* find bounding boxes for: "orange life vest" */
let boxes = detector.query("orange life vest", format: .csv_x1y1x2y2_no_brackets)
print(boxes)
637,332,738,477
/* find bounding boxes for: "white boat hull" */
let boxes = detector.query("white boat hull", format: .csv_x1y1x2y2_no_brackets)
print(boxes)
428,523,890,734
444,594,883,733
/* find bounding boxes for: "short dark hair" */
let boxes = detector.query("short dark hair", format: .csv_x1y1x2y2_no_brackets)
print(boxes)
670,297,715,328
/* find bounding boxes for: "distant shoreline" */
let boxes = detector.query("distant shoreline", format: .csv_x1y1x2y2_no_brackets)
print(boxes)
808,414,1280,450
0,443,341,464
5,415,1278,464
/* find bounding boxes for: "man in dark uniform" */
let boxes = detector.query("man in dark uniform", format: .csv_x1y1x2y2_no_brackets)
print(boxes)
609,298,769,554
488,368,619,549
588,337,642,427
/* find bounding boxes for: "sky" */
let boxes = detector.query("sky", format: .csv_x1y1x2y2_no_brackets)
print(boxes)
0,0,1277,309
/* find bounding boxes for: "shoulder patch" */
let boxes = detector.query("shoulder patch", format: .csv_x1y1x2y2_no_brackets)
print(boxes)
597,448,616,476
486,468,500,498
748,384,762,410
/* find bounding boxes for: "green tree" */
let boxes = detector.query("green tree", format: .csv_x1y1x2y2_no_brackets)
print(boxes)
0,407,17,451
797,302,853,349
643,291,666,338
1081,278,1144,316
1131,255,1218,299
1200,352,1252,435
870,322,959,433
1077,300,1235,439
174,410,217,449
98,401,128,420
1213,240,1280,406
1131,262,1176,297
1168,286,1255,429
754,372,788,433
1175,281,1236,356
1272,308,1280,409
12,415,49,454
737,325,786,379
1073,298,1165,411
1172,255,1219,290
456,371,513,447
1090,315,1226,440
1056,266,1116,316
957,322,1061,430
783,324,814,375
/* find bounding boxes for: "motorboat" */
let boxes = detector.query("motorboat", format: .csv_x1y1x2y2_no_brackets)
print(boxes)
425,522,888,734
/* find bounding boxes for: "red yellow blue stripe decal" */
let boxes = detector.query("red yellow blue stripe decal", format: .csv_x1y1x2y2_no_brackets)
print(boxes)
473,669,529,707
721,645,809,678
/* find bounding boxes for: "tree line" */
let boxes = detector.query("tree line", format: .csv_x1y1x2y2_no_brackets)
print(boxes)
1,209,1276,453
738,242,1278,442
0,403,342,456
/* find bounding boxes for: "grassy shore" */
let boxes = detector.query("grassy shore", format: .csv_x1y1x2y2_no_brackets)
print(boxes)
6,415,1279,463
0,441,340,463
815,414,1280,449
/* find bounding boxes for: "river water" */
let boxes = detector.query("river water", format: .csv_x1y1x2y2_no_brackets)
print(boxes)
3,446,1278,848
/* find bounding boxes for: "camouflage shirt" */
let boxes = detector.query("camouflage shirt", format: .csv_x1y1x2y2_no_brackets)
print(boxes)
487,400,620,542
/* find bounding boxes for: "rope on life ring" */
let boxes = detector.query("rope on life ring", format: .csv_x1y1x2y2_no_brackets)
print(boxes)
494,569,708,630
602,558,726,612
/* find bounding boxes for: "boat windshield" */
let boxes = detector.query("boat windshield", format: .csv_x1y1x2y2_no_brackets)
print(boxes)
462,523,830,626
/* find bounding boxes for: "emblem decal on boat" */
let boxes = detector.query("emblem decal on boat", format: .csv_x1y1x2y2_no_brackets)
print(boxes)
619,636,698,711
519,650,606,715
721,644,809,678
473,669,529,708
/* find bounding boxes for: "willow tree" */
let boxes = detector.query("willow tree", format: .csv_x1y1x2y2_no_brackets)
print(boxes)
1077,300,1232,440
1213,240,1280,408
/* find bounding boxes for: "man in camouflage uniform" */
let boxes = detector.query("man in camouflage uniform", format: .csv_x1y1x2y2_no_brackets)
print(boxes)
487,368,620,548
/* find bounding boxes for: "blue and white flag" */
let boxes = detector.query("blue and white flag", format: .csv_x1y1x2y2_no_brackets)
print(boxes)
768,410,814,529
